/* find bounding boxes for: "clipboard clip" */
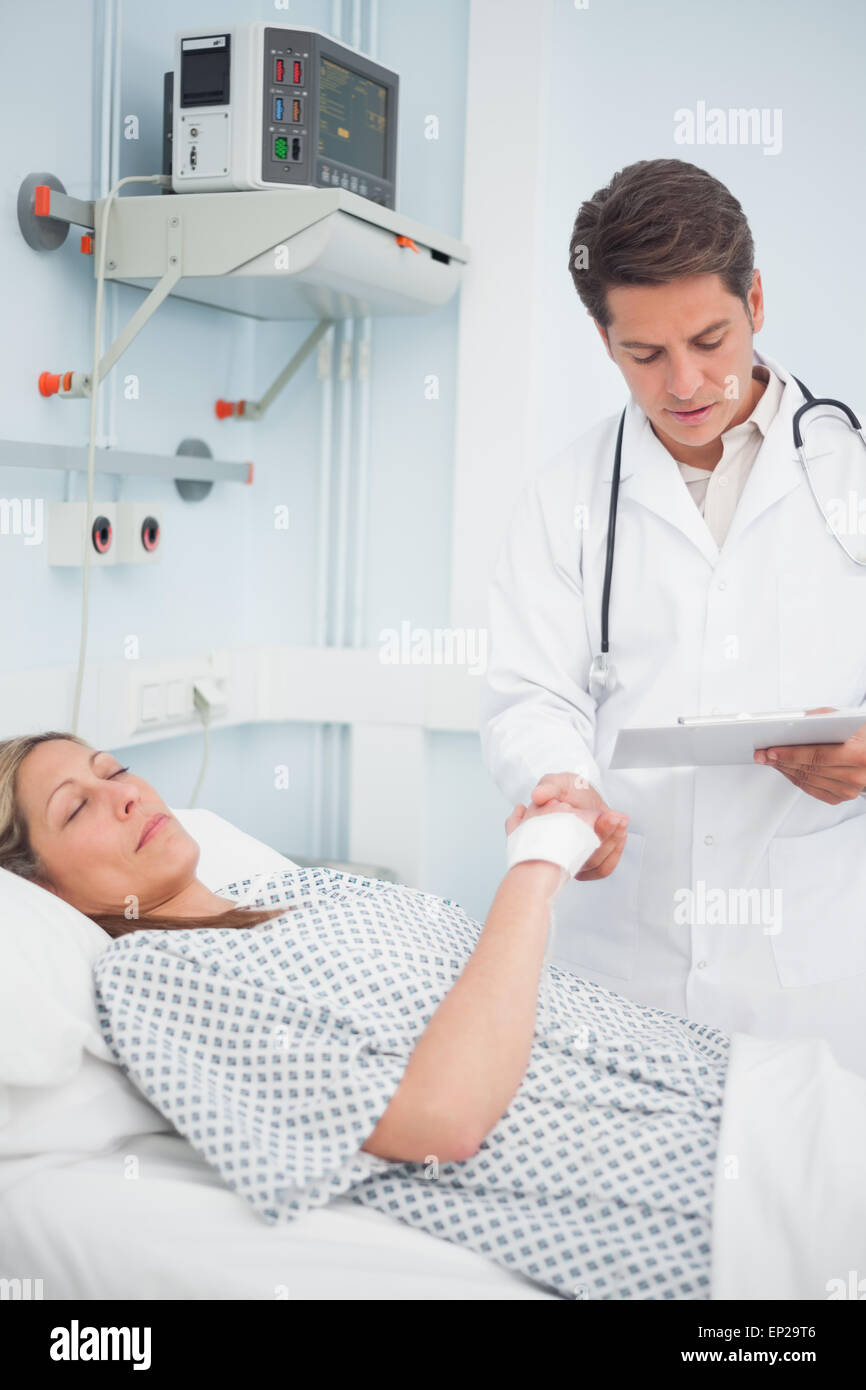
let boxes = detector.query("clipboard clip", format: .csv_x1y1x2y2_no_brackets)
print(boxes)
677,709,809,726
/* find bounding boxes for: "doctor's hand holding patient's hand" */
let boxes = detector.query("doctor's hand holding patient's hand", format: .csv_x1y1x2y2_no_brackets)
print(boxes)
753,706,866,805
505,793,600,837
526,773,630,881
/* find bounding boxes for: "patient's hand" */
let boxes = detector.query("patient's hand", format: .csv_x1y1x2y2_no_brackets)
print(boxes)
526,773,630,881
505,795,598,837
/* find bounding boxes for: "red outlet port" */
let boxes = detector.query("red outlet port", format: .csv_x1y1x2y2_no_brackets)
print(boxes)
293,59,302,84
274,57,285,83
92,517,112,554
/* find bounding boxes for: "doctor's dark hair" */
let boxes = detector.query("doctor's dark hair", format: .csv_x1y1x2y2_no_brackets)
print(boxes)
568,158,756,331
0,731,288,938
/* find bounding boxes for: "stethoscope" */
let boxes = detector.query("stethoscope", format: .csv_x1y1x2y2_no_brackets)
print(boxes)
588,375,866,700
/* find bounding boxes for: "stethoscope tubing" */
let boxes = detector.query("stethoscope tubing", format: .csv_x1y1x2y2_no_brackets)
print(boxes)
598,373,865,662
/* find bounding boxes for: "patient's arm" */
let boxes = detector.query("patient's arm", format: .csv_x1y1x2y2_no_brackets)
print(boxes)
361,798,598,1166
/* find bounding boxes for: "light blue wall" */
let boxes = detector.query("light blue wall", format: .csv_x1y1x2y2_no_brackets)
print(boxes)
1,2,101,664
1,0,472,885
534,0,866,462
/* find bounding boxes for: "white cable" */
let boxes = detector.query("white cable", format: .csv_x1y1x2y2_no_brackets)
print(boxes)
188,702,212,809
70,172,166,735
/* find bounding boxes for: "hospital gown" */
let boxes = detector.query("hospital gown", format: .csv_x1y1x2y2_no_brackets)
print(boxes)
93,867,731,1301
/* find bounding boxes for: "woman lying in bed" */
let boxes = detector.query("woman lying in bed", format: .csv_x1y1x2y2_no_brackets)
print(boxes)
0,731,731,1302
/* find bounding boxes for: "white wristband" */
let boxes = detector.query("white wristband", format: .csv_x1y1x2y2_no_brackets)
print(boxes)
506,812,601,878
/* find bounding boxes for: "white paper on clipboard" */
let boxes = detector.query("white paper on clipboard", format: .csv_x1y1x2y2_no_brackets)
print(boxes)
609,708,866,769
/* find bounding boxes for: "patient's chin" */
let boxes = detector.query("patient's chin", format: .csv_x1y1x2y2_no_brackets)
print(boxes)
159,831,203,888
177,829,201,874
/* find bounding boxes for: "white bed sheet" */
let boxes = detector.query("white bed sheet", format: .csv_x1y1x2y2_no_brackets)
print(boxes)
6,1036,865,1301
711,1031,866,1300
0,1133,557,1300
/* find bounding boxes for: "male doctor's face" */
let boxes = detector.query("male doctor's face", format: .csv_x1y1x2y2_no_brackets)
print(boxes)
596,270,765,466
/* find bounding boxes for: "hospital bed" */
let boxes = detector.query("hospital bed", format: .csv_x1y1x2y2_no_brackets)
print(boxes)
0,810,863,1301
0,810,553,1300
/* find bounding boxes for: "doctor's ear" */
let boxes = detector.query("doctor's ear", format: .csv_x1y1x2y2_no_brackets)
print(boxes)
746,268,765,335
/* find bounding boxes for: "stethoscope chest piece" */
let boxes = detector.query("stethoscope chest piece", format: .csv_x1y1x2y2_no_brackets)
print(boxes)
588,651,619,701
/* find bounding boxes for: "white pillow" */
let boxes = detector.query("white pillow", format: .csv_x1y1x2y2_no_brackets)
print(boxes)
0,866,115,1096
0,1054,174,1164
172,808,298,891
0,809,297,1150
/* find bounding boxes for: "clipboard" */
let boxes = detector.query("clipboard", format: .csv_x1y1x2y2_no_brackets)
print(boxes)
609,707,866,769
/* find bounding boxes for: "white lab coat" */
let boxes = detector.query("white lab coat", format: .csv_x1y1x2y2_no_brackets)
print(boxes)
480,348,866,1076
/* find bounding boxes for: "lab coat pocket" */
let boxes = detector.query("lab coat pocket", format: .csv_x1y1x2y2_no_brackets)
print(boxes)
558,830,646,980
767,813,866,987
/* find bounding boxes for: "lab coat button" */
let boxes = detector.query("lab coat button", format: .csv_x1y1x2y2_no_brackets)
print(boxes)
704,833,714,845
696,960,708,970
718,581,727,591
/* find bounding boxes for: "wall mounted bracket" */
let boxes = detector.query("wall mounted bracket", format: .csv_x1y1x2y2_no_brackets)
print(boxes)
19,173,185,401
215,318,335,421
0,435,252,497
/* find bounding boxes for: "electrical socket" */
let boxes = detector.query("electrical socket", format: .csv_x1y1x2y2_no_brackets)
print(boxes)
47,502,117,566
115,503,161,564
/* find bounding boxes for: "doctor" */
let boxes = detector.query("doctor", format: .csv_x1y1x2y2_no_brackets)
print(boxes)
480,158,866,1076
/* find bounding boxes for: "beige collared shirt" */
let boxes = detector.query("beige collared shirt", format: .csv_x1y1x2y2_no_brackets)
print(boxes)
672,364,785,549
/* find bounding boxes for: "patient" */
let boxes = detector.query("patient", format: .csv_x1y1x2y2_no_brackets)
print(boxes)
0,731,731,1302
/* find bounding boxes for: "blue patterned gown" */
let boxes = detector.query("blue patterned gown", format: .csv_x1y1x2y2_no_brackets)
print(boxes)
94,867,731,1301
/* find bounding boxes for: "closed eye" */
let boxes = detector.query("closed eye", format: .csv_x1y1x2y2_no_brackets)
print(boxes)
65,766,131,824
632,339,723,365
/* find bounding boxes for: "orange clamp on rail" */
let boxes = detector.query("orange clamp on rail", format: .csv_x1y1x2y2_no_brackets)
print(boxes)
246,463,255,484
34,185,52,218
395,235,420,253
80,235,93,255
216,399,248,419
38,372,61,398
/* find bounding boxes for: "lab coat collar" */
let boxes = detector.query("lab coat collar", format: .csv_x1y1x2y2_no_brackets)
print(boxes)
601,346,807,566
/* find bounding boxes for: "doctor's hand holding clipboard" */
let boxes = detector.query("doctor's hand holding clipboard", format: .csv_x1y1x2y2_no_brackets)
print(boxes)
526,703,866,885
751,706,866,804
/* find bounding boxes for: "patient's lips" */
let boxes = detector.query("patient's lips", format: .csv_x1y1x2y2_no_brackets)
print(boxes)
137,814,169,850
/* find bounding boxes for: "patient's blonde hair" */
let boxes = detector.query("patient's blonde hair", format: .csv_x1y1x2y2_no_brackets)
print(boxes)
0,732,288,939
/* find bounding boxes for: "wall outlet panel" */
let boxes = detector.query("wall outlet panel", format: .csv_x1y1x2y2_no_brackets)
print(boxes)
47,502,117,567
115,502,162,565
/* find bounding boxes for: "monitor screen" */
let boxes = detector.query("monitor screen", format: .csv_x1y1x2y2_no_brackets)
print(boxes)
318,56,388,178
